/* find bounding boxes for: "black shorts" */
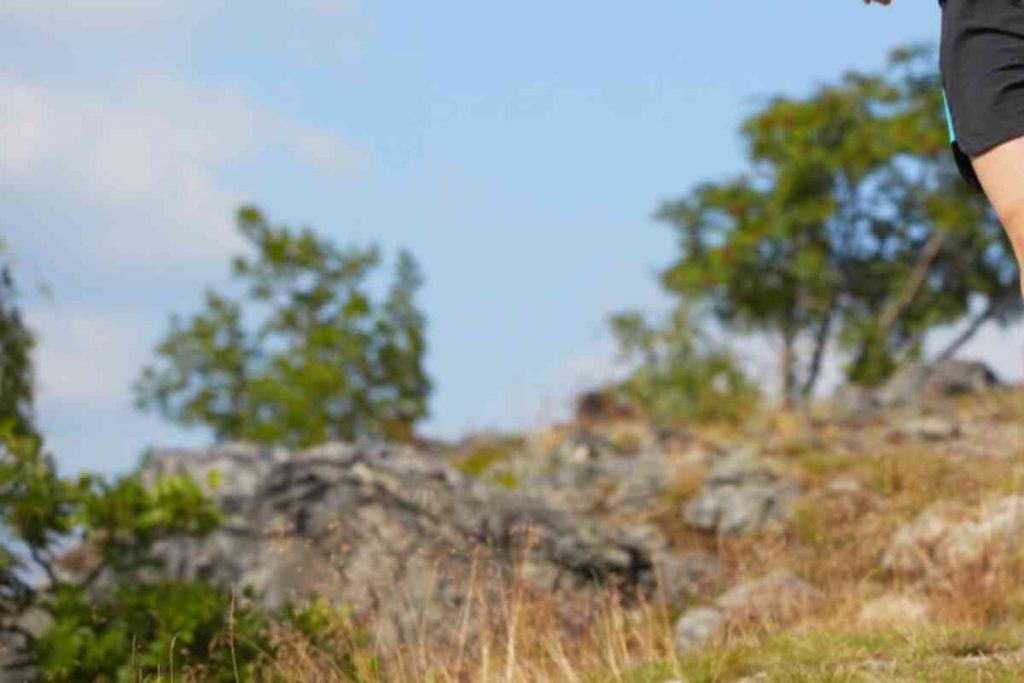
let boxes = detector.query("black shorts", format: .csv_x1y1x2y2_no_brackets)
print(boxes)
940,0,1024,190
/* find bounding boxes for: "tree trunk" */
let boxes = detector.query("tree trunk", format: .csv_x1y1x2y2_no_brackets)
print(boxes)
801,301,836,401
780,329,797,409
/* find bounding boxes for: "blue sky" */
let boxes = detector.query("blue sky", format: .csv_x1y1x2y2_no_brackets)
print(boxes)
2,1,1018,474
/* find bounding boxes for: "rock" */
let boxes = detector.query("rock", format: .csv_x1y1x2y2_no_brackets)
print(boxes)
684,455,800,536
879,361,1000,408
674,607,726,653
527,434,667,513
655,551,721,603
137,441,670,646
857,594,930,627
896,417,961,442
880,501,968,575
715,570,823,624
832,360,1001,417
575,388,636,423
882,497,1024,575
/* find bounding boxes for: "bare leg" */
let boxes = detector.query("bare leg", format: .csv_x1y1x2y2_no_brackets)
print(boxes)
971,137,1024,296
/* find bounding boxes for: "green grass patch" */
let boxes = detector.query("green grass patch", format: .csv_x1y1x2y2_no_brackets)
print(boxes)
616,625,1024,682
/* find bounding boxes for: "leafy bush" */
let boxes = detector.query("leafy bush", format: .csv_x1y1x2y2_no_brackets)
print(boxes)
35,582,269,682
0,428,274,680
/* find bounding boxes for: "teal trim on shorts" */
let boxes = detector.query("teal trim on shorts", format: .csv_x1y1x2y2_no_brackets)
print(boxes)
942,87,956,143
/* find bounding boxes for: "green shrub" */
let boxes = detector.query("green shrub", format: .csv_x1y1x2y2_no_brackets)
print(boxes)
610,308,759,429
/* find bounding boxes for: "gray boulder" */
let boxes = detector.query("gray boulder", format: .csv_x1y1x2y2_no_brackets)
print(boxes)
882,496,1024,576
684,455,800,536
715,569,822,622
879,360,1000,408
140,441,670,646
833,360,1001,417
674,606,725,653
527,433,667,513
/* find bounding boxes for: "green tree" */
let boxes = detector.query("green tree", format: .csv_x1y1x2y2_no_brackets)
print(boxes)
0,244,35,437
137,206,432,447
653,46,1020,405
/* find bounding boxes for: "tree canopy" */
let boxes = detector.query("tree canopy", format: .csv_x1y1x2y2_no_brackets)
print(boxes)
647,46,1021,406
0,244,35,437
136,206,432,447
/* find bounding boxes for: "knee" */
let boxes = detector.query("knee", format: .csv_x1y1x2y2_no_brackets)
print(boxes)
994,195,1024,235
994,198,1024,258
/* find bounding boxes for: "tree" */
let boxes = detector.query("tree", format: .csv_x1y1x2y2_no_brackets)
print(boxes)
653,46,1020,405
137,206,432,447
0,244,35,437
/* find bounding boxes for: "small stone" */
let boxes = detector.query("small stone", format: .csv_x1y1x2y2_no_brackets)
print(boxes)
674,607,726,653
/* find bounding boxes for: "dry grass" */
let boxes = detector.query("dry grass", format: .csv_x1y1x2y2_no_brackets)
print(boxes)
149,389,1024,681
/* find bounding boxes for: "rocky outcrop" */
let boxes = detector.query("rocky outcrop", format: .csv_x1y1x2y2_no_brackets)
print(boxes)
880,361,1001,407
141,441,671,645
683,454,800,536
526,433,668,514
882,497,1024,576
833,360,1001,418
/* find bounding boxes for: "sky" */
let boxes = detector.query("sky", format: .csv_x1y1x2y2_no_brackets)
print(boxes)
1,1,1020,475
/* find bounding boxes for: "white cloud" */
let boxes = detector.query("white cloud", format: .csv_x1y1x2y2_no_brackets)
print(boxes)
0,0,367,473
0,74,364,278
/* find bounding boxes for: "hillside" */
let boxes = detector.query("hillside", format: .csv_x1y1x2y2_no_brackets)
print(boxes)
25,360,1023,681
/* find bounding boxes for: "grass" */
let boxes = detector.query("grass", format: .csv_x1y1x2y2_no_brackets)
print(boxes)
660,625,1024,682
258,593,1024,682
134,389,1024,681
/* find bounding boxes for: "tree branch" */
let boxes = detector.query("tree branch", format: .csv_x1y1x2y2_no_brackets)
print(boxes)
28,547,58,588
877,231,946,337
936,298,1003,362
801,298,837,401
